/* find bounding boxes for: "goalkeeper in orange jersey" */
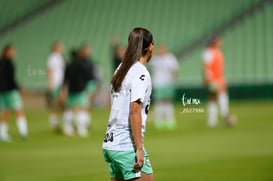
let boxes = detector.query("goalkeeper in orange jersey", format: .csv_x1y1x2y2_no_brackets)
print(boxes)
202,35,236,127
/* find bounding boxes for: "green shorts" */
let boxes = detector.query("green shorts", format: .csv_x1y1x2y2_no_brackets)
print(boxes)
153,84,176,100
66,92,89,108
86,80,97,95
48,87,61,100
0,90,23,110
103,149,153,180
47,87,62,108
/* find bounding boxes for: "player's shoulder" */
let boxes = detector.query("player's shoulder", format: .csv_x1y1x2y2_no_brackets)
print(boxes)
166,53,179,64
128,62,150,81
47,53,58,65
166,53,176,59
131,61,149,74
202,48,211,55
49,53,63,61
48,52,57,60
202,48,214,64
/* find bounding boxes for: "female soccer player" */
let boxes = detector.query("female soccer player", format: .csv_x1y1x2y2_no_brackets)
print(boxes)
149,44,179,130
202,35,236,127
0,44,28,141
47,42,65,132
102,27,154,181
62,44,97,137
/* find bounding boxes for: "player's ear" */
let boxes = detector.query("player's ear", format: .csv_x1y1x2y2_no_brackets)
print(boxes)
148,42,154,52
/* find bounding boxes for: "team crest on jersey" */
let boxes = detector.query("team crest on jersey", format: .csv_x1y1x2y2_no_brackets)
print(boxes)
139,74,145,81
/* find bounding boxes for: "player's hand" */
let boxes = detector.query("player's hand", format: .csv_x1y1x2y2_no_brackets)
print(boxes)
48,83,54,92
19,88,26,98
59,91,66,106
134,148,144,172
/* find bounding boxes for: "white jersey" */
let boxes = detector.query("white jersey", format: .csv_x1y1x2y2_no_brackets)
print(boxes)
47,52,65,89
103,61,152,151
149,53,179,87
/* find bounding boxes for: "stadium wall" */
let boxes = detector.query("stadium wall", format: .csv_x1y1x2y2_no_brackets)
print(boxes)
175,83,273,103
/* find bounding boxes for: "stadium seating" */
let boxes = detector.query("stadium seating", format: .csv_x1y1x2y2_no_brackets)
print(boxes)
221,3,272,85
0,0,270,89
0,0,50,29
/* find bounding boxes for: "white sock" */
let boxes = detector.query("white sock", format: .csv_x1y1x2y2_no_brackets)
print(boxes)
154,101,165,127
49,114,58,129
218,92,229,118
87,113,91,129
164,102,176,123
63,110,74,136
17,117,28,137
0,122,9,139
207,102,218,127
76,111,89,137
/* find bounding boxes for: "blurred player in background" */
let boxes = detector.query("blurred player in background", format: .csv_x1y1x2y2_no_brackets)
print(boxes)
103,27,154,181
0,44,28,141
202,35,236,127
111,36,126,73
149,44,179,130
62,44,97,137
80,44,100,100
47,42,65,132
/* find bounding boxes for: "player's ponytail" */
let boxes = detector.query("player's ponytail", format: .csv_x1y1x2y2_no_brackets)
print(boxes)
111,27,153,92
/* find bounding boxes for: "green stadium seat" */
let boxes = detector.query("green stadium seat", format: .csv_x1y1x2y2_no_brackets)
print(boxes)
0,0,51,29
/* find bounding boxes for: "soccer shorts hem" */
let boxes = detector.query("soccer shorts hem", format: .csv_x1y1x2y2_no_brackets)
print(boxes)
46,87,62,109
66,92,89,108
103,149,153,180
153,84,175,100
0,90,23,110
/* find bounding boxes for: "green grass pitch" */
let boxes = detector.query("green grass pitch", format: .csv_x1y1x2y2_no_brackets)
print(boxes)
0,100,273,181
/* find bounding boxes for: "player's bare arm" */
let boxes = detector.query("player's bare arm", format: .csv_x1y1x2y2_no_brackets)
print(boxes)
130,100,144,171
